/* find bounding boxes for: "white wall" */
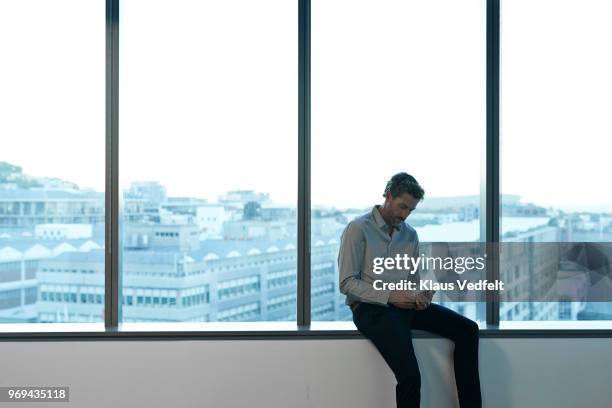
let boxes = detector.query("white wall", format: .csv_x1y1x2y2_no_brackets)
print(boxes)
1,337,611,408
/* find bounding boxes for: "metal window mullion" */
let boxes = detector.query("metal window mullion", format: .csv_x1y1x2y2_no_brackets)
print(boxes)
297,0,311,327
105,0,120,328
485,0,500,326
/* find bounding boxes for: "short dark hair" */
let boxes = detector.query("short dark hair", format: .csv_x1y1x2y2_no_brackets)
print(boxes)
383,172,425,200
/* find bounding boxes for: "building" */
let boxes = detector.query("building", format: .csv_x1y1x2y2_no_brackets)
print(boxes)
0,189,104,227
34,235,340,323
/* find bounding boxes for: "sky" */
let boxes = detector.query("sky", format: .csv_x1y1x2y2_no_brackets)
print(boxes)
1,0,611,211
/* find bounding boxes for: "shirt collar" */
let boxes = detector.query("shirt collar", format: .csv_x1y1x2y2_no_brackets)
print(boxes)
372,205,401,231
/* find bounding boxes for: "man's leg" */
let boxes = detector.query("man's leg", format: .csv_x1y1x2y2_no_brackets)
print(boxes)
411,303,482,408
352,303,421,408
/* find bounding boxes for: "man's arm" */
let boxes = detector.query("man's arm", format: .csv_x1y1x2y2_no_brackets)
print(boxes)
338,222,392,306
338,222,418,308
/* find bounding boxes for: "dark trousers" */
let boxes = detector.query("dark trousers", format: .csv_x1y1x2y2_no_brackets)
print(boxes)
352,302,482,408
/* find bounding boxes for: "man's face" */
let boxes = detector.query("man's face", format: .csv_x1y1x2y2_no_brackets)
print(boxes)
384,192,419,226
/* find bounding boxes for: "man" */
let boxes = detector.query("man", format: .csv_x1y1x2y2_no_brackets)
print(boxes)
338,172,482,408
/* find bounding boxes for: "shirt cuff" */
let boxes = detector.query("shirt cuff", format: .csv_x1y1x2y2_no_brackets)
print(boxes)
373,289,391,306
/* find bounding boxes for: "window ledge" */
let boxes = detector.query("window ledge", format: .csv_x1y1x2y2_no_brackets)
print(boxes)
2,321,612,340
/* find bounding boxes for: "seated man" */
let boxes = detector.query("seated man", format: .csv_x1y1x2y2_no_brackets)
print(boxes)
338,172,482,408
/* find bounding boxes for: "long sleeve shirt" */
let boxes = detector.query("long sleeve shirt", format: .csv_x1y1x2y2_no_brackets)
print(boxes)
338,205,420,307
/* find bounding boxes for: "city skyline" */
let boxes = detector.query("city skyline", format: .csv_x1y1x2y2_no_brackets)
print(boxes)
3,160,612,215
2,162,611,324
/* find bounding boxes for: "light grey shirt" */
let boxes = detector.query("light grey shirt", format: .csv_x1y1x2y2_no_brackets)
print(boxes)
338,205,420,307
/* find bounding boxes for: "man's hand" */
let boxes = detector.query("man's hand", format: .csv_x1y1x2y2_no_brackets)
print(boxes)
388,290,435,310
387,291,418,309
415,290,435,310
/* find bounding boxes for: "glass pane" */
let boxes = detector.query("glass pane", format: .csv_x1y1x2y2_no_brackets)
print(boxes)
312,0,486,322
501,0,612,321
0,1,105,323
120,0,297,323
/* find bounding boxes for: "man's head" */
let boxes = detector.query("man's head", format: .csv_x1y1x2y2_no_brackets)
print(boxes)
380,172,425,226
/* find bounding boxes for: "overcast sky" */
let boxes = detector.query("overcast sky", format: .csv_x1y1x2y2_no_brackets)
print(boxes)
1,0,610,211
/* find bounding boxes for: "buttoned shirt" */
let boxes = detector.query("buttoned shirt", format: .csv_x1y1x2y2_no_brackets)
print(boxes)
338,205,420,307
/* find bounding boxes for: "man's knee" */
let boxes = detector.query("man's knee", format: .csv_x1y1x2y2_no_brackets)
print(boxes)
466,320,479,337
457,319,479,343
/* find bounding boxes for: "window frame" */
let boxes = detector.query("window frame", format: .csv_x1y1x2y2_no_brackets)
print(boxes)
2,0,612,339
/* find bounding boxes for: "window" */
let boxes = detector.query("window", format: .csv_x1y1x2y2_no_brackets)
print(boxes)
119,0,297,323
500,0,612,321
0,0,105,324
1,0,609,334
311,0,486,322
